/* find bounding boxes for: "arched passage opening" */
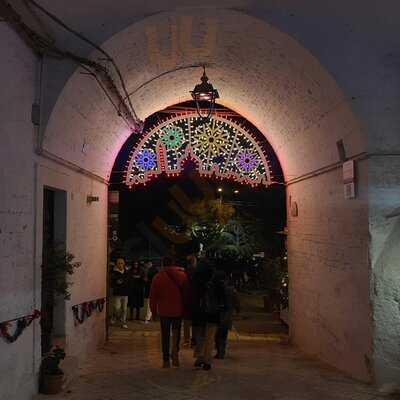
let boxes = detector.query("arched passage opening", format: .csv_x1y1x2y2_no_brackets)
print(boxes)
108,102,287,336
38,9,372,383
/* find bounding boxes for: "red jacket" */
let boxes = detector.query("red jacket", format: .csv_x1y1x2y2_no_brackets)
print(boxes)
150,266,188,318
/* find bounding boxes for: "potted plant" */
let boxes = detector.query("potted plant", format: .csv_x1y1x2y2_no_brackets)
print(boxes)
42,246,81,301
41,247,81,353
40,347,66,394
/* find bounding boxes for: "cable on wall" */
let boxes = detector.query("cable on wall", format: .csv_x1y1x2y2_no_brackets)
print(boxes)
0,0,142,132
118,64,205,114
25,0,139,121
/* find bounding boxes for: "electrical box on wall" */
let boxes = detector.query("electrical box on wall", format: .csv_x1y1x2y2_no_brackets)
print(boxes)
343,160,356,199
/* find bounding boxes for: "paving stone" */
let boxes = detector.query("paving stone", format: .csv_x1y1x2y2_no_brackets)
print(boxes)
34,326,385,400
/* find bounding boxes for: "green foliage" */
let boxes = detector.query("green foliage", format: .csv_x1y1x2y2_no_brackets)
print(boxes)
209,219,257,259
41,347,66,375
188,199,231,247
42,247,81,300
187,198,262,262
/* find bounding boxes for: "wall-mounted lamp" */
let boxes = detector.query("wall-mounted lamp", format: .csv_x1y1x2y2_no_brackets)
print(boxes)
290,201,298,217
87,195,99,204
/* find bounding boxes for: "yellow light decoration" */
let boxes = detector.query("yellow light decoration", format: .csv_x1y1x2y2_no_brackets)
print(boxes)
192,119,229,155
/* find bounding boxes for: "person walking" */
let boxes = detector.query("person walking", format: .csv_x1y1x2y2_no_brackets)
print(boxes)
110,258,130,329
143,260,159,323
215,274,240,359
192,259,227,371
128,261,145,321
150,256,188,368
182,254,197,346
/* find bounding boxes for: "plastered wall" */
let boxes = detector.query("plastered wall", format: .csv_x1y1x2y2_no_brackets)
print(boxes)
0,26,107,400
0,25,39,400
36,160,108,361
369,156,400,385
287,161,372,381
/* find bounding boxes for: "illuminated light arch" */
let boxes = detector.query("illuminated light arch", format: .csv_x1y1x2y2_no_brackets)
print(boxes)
125,114,273,188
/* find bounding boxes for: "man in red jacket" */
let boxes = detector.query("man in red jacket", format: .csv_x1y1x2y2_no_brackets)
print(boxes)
150,256,189,368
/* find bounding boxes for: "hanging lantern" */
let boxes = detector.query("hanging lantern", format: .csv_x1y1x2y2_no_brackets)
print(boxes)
190,66,219,119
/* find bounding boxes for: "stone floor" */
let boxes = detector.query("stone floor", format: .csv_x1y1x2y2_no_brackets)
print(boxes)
35,323,387,400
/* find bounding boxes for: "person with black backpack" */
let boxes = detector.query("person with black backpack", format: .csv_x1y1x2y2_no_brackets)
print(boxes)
215,274,241,359
192,259,227,371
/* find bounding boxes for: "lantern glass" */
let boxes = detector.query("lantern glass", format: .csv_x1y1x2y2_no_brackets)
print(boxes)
190,66,219,119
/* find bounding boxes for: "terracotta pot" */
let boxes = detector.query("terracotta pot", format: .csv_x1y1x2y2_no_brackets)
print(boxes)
41,373,64,394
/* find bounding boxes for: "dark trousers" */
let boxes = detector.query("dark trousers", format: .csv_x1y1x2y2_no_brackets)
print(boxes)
193,323,218,364
129,307,141,320
215,325,229,356
160,317,182,361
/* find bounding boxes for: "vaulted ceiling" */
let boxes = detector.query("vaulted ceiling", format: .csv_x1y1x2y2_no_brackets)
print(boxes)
8,0,400,179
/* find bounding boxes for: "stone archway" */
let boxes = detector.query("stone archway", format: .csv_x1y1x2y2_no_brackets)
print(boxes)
41,10,372,382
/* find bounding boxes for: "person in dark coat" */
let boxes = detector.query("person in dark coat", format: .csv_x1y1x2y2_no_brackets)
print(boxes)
182,254,197,346
144,260,159,323
215,275,241,359
110,258,131,328
192,259,227,371
128,261,145,321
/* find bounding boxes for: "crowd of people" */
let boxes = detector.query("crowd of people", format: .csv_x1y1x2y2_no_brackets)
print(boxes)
109,258,159,328
109,254,240,371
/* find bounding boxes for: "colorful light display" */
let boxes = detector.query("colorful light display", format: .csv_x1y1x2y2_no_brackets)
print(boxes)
160,126,184,149
125,114,272,187
135,149,156,170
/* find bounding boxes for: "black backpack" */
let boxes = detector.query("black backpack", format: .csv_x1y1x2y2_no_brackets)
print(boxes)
201,276,225,315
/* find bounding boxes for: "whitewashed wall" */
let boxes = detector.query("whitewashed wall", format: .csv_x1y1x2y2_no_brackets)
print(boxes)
0,26,107,400
0,25,39,400
36,160,108,362
369,156,400,385
287,161,372,381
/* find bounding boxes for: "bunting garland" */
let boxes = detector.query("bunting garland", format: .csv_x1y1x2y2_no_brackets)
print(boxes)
0,309,41,343
0,298,106,340
72,298,106,325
